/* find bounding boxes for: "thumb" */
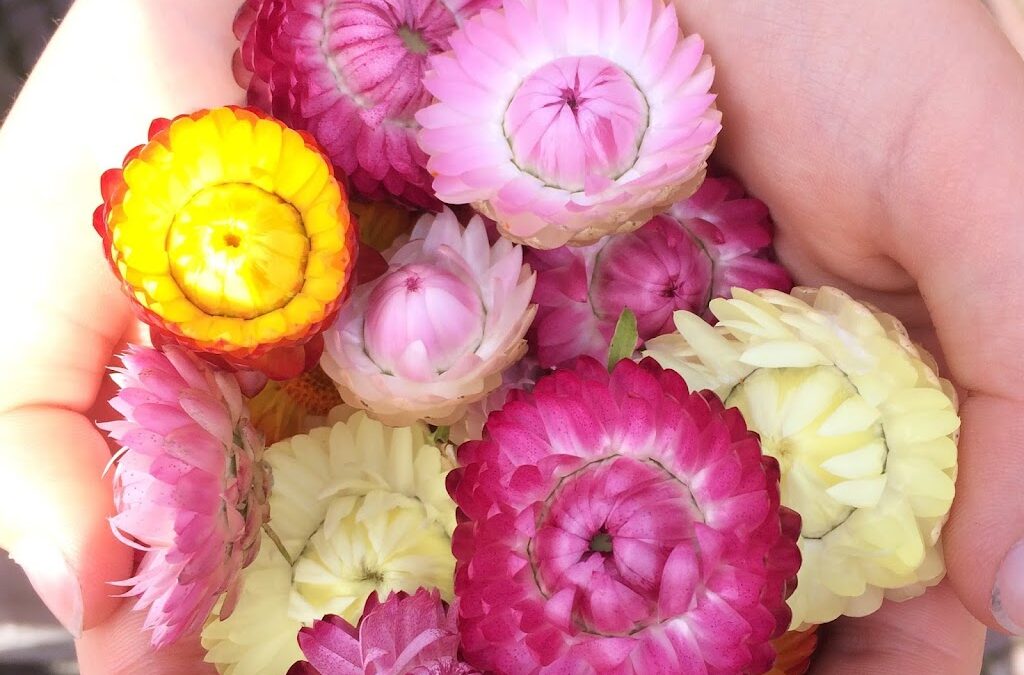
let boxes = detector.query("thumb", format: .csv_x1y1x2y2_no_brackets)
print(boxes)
0,407,133,637
77,604,216,675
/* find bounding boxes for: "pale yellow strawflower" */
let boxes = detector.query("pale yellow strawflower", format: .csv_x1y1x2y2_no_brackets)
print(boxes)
201,412,456,674
645,287,959,628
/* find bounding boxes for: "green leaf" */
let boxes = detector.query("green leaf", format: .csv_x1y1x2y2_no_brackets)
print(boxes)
429,425,451,446
607,308,639,371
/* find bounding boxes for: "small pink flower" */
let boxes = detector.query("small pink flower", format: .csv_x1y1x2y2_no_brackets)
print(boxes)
449,358,801,674
417,0,721,247
101,346,269,647
322,209,536,426
528,175,793,368
233,0,499,209
287,589,478,675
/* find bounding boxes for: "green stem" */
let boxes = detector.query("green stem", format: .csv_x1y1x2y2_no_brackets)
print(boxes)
263,523,293,566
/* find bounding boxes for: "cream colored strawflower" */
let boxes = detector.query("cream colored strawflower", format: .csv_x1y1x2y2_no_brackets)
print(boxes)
201,411,456,674
645,287,960,628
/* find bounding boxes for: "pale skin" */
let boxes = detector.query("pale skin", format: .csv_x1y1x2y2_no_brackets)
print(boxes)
0,0,1018,672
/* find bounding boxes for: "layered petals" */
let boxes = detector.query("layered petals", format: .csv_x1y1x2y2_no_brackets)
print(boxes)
528,175,792,367
766,626,818,675
645,287,960,627
246,366,349,444
94,107,357,379
234,0,500,209
201,412,457,674
417,0,722,247
322,208,536,426
102,346,270,647
287,589,478,675
449,357,800,674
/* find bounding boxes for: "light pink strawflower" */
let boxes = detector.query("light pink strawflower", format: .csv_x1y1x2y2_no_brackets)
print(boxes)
417,0,721,248
101,345,270,647
287,589,478,675
322,208,536,426
450,358,801,674
233,0,499,210
528,175,793,367
449,355,545,445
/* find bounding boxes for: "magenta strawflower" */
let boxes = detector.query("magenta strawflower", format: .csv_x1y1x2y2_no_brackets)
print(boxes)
322,208,536,426
417,0,721,247
233,0,499,209
528,176,793,368
449,358,801,674
101,345,269,647
287,589,477,675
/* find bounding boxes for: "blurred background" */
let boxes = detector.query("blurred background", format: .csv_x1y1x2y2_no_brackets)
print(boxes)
0,0,1021,673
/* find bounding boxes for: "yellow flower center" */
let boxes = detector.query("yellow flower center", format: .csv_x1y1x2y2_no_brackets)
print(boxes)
727,366,887,539
166,183,309,319
291,495,455,622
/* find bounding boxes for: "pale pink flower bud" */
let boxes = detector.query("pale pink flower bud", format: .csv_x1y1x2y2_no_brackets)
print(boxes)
322,209,536,426
363,264,485,375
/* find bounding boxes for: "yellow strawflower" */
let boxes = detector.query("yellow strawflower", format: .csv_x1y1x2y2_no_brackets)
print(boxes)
94,106,356,379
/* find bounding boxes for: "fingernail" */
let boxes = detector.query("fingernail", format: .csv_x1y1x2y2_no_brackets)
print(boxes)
9,537,83,638
993,540,1024,635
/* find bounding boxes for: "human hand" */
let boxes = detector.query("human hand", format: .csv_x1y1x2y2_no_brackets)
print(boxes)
0,0,1017,674
673,0,1024,672
0,0,242,672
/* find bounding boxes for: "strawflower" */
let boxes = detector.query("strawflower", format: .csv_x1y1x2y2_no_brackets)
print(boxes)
528,175,792,367
450,357,801,674
202,412,456,674
350,200,420,253
448,354,545,445
322,208,535,426
766,626,818,675
234,0,500,210
102,345,269,647
645,287,960,627
94,106,357,380
246,365,346,445
417,0,721,248
287,589,477,675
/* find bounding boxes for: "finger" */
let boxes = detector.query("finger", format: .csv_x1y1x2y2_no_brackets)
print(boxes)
0,0,248,636
675,0,1021,294
811,583,985,675
0,408,131,637
679,0,1024,633
76,604,216,675
0,0,245,415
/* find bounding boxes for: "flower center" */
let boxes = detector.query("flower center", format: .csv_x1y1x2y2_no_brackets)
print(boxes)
726,366,888,539
397,24,430,54
322,1,457,121
504,56,649,192
529,456,701,636
588,530,613,554
291,496,454,623
363,263,486,375
166,183,309,320
590,214,713,335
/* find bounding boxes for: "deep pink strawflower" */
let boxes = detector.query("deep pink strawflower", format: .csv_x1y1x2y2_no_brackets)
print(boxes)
449,358,801,674
527,176,793,368
101,345,269,647
234,0,499,209
287,589,478,675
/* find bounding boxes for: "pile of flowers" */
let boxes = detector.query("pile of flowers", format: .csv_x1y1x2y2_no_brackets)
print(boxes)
90,0,961,673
